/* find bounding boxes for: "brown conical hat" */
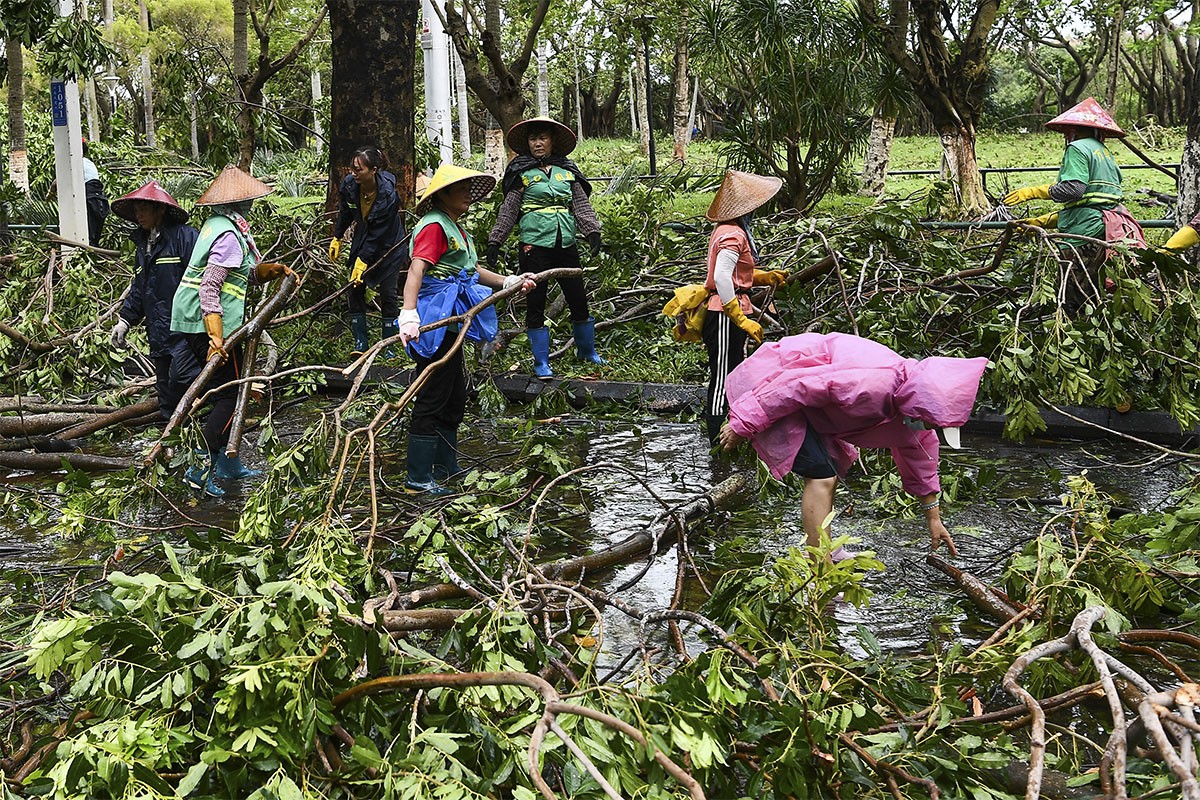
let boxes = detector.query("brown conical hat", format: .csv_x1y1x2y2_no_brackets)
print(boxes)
506,117,577,157
414,163,497,215
195,165,273,206
111,180,189,225
705,170,783,222
1045,97,1126,138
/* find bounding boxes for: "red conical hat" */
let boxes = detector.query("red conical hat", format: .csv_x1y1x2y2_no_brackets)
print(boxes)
111,180,189,225
1045,97,1125,138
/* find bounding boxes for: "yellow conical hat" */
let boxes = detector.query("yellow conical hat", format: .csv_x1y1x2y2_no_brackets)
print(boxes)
415,163,496,215
195,165,273,206
705,170,783,222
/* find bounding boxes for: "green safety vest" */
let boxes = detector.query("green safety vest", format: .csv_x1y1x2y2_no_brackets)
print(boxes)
409,208,477,279
1057,137,1122,242
518,166,577,248
170,214,252,334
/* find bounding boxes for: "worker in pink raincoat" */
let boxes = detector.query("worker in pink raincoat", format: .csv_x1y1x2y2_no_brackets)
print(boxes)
718,333,989,558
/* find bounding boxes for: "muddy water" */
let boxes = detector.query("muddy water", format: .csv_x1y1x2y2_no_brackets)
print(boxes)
0,412,1188,661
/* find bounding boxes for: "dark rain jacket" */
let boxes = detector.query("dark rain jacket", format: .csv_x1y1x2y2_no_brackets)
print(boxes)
120,221,200,357
333,170,407,285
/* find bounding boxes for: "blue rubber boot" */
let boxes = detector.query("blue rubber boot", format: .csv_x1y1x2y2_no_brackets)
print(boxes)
214,452,262,480
433,427,462,481
349,313,369,356
381,318,399,358
527,327,553,380
184,452,225,498
572,318,606,365
405,434,453,496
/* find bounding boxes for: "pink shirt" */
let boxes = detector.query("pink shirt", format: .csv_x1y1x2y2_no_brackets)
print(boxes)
705,224,755,312
725,333,989,497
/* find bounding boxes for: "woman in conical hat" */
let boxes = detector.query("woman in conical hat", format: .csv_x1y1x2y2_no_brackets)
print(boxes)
486,116,606,380
167,166,294,497
699,169,788,444
1002,98,1146,308
109,180,200,422
397,163,535,495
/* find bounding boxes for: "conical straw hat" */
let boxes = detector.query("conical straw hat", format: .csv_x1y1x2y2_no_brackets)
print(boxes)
111,179,189,225
506,117,577,157
705,170,783,222
415,163,497,215
195,165,274,206
1045,97,1125,138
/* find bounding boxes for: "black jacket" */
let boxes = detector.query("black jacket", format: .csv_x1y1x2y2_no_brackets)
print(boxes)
120,221,200,357
333,170,407,284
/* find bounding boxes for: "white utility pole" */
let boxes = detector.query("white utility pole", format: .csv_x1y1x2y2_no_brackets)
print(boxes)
452,47,470,156
51,0,89,245
420,0,453,165
536,39,549,117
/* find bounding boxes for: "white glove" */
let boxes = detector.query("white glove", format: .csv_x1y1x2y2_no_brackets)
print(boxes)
110,318,131,348
502,272,536,293
398,308,421,346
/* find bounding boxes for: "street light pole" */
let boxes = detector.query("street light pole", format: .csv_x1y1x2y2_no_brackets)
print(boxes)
635,16,656,176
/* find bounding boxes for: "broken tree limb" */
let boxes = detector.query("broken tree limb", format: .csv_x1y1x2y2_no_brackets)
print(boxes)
0,413,104,437
145,272,298,465
926,553,1022,623
225,332,259,458
332,670,706,800
0,452,131,472
391,473,751,611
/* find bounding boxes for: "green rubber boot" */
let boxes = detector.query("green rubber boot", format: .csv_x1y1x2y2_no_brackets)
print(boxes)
405,434,452,496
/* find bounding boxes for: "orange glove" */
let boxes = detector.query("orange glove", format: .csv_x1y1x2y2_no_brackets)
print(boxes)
203,313,226,363
255,261,294,282
752,269,789,288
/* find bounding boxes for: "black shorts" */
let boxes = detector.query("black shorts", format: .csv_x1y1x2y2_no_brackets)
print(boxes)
518,242,581,271
790,427,837,479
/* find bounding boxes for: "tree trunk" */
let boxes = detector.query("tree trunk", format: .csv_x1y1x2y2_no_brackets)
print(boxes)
484,128,505,178
1104,3,1124,109
634,59,649,156
233,0,248,76
138,0,155,147
190,91,200,159
5,38,28,192
671,13,689,162
859,113,896,197
939,125,989,213
328,0,418,207
1178,62,1200,267
453,47,470,155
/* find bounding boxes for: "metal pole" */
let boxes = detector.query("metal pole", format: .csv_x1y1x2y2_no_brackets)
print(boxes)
52,0,88,245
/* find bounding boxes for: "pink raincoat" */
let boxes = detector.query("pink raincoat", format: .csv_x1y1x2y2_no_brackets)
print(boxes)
725,333,989,496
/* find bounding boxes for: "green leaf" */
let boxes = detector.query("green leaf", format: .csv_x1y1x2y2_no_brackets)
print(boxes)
177,762,208,796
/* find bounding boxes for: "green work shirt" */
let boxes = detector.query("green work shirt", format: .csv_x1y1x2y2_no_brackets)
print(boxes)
518,166,577,248
1057,137,1122,242
170,215,252,334
410,208,477,280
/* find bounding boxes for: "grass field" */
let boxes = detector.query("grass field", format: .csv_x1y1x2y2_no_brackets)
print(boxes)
568,129,1186,225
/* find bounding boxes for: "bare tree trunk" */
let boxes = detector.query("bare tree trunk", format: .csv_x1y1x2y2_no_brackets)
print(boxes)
1104,3,1124,108
671,13,689,162
138,0,155,147
627,68,637,136
5,38,28,192
453,47,470,155
1178,61,1200,267
859,113,896,197
484,128,505,177
233,0,248,76
190,91,200,159
634,58,649,156
329,0,416,206
572,46,583,142
940,126,989,213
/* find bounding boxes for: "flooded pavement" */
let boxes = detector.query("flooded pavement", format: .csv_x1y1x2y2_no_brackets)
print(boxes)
0,407,1190,661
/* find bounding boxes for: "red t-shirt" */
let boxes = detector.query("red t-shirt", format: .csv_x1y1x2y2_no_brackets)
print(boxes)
411,224,449,265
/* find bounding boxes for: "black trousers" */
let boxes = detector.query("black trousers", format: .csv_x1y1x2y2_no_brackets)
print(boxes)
518,243,589,328
166,332,241,453
347,259,402,318
410,334,466,436
702,310,748,420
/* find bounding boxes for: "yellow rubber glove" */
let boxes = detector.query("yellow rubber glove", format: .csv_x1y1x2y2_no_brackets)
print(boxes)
202,312,226,363
1162,225,1200,252
1018,211,1059,229
752,269,789,288
1004,184,1052,205
328,238,341,261
349,258,369,286
722,298,764,344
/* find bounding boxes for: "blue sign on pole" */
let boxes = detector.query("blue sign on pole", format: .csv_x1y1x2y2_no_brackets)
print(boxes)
51,82,68,127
